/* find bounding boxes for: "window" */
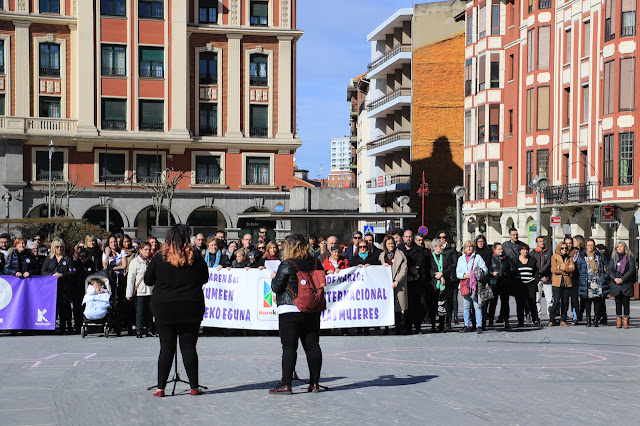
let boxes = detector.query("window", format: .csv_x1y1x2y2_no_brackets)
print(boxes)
102,99,127,130
619,132,634,185
479,5,486,39
139,0,163,19
508,109,513,136
490,54,500,88
538,26,550,70
98,153,126,183
195,156,221,184
489,161,499,199
539,0,551,9
507,166,513,195
606,0,616,41
465,165,472,200
250,1,268,26
508,53,514,81
250,54,268,86
537,149,549,178
40,43,60,77
537,86,550,131
35,150,63,181
620,57,635,111
527,29,535,73
250,105,268,137
478,105,485,144
101,0,126,16
40,0,60,14
489,104,499,141
621,0,636,36
139,47,164,78
582,85,590,123
464,110,472,146
563,87,571,128
200,52,218,84
564,154,570,184
101,45,126,76
136,154,162,183
491,0,500,35
246,157,270,185
526,151,533,194
39,97,60,118
0,40,4,74
526,88,534,133
139,100,164,131
603,60,615,115
478,55,486,91
564,30,572,65
476,162,485,200
466,13,473,45
528,0,534,13
583,21,591,57
508,0,514,27
199,0,218,24
581,151,588,183
465,59,472,96
199,103,217,135
603,134,614,187
0,94,4,116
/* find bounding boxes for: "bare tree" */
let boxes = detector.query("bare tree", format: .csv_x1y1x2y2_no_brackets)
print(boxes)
39,174,85,217
138,168,190,226
164,168,190,226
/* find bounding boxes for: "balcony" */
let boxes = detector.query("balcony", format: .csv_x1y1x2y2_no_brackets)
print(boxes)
40,66,60,77
102,120,127,130
543,182,600,205
199,126,218,136
367,43,412,79
140,68,164,78
538,0,551,9
196,177,221,185
366,174,411,194
250,127,268,138
139,122,164,132
0,117,78,137
35,171,64,182
250,76,268,86
621,25,636,37
367,130,411,157
199,73,218,85
99,176,127,184
102,67,126,77
366,87,411,118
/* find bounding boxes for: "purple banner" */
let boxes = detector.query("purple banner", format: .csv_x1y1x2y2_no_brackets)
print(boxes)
0,275,58,330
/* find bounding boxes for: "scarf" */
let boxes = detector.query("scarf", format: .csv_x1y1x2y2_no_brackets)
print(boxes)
205,250,222,268
616,254,627,275
432,252,445,291
467,255,477,291
265,254,279,260
385,250,395,265
358,250,369,260
585,249,598,275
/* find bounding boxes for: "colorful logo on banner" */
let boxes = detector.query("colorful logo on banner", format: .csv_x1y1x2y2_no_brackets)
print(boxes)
263,281,274,308
257,278,277,321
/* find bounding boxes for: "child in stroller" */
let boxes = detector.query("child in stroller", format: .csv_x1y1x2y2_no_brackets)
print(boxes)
81,273,114,338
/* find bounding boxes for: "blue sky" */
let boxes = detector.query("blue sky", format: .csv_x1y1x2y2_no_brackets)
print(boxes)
295,0,413,178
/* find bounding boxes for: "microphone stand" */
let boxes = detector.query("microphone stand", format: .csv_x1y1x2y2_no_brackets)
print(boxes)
292,370,329,391
148,351,209,395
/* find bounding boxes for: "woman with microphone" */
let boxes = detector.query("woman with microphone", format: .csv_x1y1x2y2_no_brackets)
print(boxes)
144,224,209,397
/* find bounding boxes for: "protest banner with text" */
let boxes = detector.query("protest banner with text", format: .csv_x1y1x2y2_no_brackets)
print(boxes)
0,275,58,330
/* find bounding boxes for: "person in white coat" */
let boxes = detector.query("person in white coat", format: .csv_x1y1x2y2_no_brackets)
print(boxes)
456,240,488,334
126,242,154,337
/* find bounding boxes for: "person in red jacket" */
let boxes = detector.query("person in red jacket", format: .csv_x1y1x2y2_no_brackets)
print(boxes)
323,244,349,273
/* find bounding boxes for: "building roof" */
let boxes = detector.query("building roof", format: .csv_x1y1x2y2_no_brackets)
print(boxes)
367,8,413,42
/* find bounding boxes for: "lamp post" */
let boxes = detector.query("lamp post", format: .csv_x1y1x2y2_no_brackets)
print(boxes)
2,192,11,219
100,196,113,232
529,175,550,237
47,140,57,218
452,186,468,250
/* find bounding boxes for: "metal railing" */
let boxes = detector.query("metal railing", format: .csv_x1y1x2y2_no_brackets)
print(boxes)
139,122,164,131
366,174,411,189
196,177,221,185
366,87,411,111
102,67,126,76
621,25,636,37
250,127,268,138
367,44,411,71
605,19,615,42
102,120,127,130
199,126,218,136
140,68,164,78
543,182,600,205
0,64,4,74
367,131,410,150
99,176,127,183
40,66,60,77
538,0,551,9
36,172,64,181
199,73,218,84
250,76,268,86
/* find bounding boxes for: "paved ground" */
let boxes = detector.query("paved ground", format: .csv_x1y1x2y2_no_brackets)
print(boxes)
1,299,639,425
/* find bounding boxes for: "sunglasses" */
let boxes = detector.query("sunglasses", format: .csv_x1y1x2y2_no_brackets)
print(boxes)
358,245,368,249
353,236,362,239
560,247,568,250
439,236,446,239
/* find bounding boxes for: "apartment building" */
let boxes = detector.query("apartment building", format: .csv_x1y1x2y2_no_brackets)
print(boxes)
327,170,354,188
329,136,351,171
0,0,306,240
461,0,639,252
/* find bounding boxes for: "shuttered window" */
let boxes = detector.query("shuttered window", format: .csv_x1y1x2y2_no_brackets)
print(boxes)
489,104,499,142
139,100,164,131
619,57,635,111
538,26,550,69
478,55,486,91
478,105,485,144
537,86,550,131
526,88,534,133
603,60,615,115
527,29,535,73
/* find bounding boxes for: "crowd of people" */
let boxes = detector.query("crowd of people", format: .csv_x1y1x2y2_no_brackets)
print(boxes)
0,224,636,337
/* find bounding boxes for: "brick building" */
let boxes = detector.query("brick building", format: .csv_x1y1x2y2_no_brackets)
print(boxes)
0,0,308,241
327,170,355,188
461,0,640,253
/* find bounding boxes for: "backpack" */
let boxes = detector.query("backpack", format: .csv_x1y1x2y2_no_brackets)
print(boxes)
286,258,327,313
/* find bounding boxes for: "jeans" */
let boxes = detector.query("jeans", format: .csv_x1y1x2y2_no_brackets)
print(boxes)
463,294,482,327
279,312,322,385
549,286,570,323
135,296,153,333
615,295,631,317
536,280,553,320
156,322,200,390
569,284,579,320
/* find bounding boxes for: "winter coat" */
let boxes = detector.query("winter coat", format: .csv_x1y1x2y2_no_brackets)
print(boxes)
529,247,552,281
503,239,524,262
429,251,454,291
488,254,516,288
399,243,426,282
379,249,408,312
323,256,349,273
203,250,230,268
126,255,153,298
608,253,636,297
514,257,539,286
271,257,323,308
41,255,77,281
576,250,608,298
456,253,488,281
551,244,575,287
349,251,381,267
3,248,40,276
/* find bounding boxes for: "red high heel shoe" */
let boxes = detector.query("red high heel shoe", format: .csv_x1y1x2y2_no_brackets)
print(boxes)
190,388,204,396
153,389,165,398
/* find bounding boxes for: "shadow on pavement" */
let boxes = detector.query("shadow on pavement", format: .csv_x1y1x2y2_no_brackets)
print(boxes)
325,374,438,392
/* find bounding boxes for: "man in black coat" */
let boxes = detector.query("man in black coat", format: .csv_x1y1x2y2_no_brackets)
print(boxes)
488,243,516,328
399,229,427,334
364,233,382,260
530,236,553,321
344,231,363,262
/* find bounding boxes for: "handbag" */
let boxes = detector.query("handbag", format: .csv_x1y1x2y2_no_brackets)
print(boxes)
459,257,475,296
478,283,494,305
437,293,447,317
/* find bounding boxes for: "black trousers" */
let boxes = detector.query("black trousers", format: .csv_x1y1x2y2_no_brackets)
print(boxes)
72,280,84,331
523,283,539,322
424,284,437,328
57,280,73,331
615,295,631,316
279,312,322,385
156,322,200,390
407,280,425,330
549,286,570,323
136,296,153,332
582,297,602,322
488,285,510,322
512,285,527,324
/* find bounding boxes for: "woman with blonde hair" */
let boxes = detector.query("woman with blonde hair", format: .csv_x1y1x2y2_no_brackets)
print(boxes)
379,235,409,334
549,242,575,326
269,234,324,394
456,240,488,333
608,241,635,328
41,238,77,334
144,224,209,397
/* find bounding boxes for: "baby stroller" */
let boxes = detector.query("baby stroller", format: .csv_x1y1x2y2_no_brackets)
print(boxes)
81,271,114,338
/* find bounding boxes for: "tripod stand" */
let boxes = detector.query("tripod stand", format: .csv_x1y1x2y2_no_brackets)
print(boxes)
148,351,209,395
292,371,329,391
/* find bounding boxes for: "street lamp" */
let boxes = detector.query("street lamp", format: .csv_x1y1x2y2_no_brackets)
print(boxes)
2,192,11,219
100,196,113,232
452,186,467,250
529,175,550,238
47,140,57,218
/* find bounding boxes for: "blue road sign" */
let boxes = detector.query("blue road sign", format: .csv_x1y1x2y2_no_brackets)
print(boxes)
363,225,374,235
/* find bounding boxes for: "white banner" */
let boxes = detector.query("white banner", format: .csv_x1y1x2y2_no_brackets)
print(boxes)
201,265,394,330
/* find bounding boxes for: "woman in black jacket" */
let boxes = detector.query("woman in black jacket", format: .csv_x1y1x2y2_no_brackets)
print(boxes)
350,241,381,267
608,241,636,329
429,239,454,332
4,237,40,277
487,243,516,328
514,243,540,327
144,224,209,397
269,234,324,394
41,238,77,334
